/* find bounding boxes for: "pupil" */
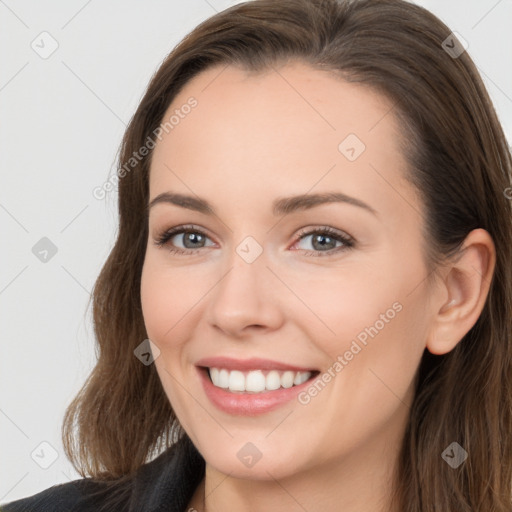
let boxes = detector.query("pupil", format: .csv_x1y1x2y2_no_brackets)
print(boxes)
186,232,203,248
314,234,334,250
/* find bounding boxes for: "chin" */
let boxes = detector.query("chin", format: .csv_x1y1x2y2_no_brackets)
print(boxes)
193,432,310,481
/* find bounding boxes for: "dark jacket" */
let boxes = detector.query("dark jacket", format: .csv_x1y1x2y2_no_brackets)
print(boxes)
0,435,205,512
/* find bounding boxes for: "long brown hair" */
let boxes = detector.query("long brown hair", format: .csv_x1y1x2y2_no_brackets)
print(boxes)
62,0,512,509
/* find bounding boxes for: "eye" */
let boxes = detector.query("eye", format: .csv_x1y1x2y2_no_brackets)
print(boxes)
154,224,215,255
292,226,354,257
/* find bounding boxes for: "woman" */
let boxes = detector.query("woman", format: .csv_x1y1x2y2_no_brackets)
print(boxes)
2,0,511,510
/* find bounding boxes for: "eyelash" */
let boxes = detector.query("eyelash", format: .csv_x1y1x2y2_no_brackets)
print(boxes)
154,224,355,258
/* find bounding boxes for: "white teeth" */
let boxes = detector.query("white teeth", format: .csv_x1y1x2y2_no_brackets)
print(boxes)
210,367,219,384
218,369,229,388
208,367,313,393
281,371,295,389
246,370,266,392
294,371,310,385
228,370,245,391
266,370,281,390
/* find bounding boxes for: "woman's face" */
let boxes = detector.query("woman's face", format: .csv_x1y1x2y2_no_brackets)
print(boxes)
141,61,436,481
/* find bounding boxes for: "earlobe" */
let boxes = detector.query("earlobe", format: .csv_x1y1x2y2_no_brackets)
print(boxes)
425,228,495,356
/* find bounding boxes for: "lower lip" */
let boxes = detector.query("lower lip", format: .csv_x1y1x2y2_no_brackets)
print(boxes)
197,367,317,416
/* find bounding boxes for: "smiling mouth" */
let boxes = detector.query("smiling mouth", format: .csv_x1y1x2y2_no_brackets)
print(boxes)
201,367,320,394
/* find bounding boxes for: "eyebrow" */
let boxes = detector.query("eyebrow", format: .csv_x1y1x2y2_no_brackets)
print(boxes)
147,191,378,217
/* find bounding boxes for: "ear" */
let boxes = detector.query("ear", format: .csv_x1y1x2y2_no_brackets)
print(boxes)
426,228,496,355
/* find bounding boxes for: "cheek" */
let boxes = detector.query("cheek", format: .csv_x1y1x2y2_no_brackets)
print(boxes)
294,247,429,399
296,282,429,461
328,263,429,405
323,294,426,448
280,261,404,358
140,256,212,353
140,266,171,341
312,240,430,360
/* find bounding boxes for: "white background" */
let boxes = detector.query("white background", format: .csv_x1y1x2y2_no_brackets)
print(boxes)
1,0,511,503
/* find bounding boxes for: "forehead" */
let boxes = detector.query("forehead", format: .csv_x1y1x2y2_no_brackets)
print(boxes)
148,61,417,221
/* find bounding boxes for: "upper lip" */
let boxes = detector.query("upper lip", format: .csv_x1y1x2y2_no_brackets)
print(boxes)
196,356,318,372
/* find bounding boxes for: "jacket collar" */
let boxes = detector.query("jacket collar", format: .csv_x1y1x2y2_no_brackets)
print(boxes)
128,434,205,512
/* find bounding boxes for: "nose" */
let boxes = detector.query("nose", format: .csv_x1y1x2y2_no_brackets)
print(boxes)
205,247,285,338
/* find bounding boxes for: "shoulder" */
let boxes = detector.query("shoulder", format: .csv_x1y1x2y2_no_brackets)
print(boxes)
0,478,108,512
0,435,205,512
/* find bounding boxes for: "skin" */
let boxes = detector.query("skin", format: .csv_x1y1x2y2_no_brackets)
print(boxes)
140,61,495,512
